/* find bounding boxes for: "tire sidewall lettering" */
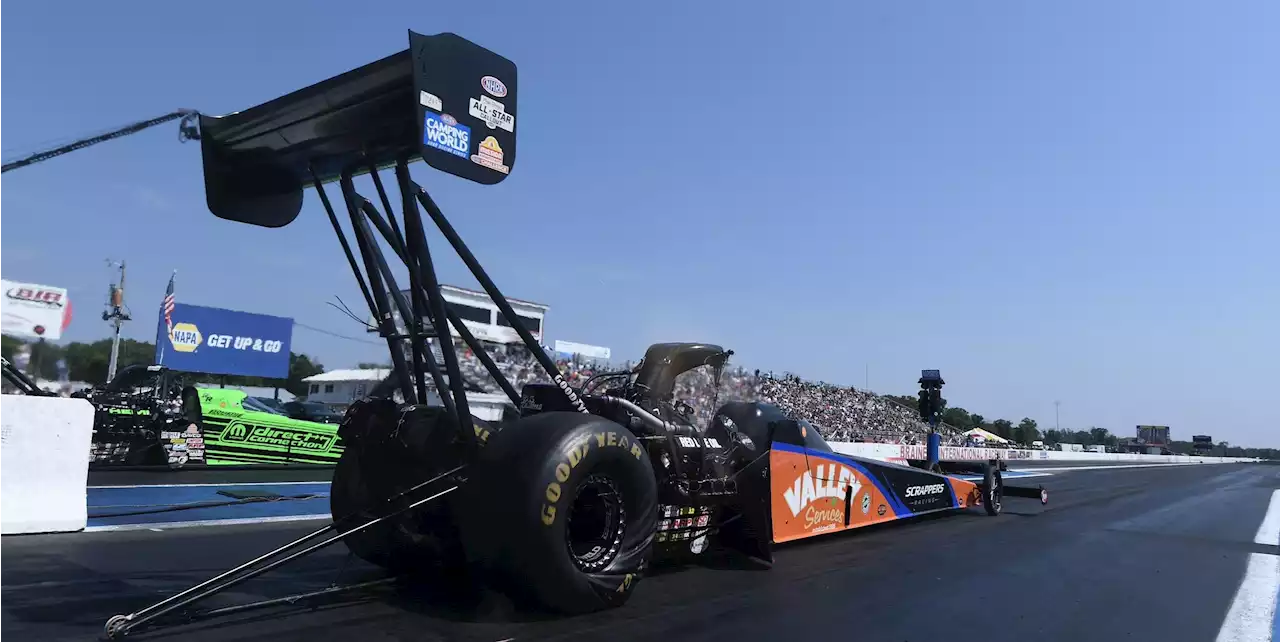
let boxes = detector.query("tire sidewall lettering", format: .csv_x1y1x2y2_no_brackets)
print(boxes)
540,429,645,527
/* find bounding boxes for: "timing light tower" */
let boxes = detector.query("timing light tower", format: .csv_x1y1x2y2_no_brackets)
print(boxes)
918,369,945,470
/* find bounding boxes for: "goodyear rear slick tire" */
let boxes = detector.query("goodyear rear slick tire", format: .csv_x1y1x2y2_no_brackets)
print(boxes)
460,412,657,614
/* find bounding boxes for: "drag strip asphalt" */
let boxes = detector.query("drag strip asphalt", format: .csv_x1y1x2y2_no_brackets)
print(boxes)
4,463,1275,642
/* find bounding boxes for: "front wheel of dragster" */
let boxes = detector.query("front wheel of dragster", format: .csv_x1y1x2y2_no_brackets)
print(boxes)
459,412,658,614
330,447,443,571
981,463,1004,516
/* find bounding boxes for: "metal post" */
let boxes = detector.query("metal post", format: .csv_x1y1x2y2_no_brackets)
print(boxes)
338,174,417,405
396,165,475,432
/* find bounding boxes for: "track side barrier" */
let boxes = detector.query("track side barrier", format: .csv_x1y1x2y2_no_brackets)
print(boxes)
1,394,95,534
829,442,1259,465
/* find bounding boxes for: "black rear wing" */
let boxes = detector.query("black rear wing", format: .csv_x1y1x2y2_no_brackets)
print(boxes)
198,30,517,228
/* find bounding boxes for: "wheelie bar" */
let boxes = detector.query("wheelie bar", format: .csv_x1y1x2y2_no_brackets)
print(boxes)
102,465,465,639
1002,484,1049,504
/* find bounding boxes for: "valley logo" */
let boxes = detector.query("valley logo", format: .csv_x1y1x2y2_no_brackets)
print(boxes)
783,464,862,534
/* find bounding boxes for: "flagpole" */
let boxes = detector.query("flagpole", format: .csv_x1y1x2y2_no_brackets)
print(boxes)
157,270,176,366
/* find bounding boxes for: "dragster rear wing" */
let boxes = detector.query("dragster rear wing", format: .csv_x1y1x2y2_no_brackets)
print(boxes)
197,30,518,229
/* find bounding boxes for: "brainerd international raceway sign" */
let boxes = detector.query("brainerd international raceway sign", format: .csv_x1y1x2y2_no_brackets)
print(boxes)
157,303,293,379
1,279,72,340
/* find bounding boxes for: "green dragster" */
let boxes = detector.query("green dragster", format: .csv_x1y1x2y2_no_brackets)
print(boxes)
197,388,345,465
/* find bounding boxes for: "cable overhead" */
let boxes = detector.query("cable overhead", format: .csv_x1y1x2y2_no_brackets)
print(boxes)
1,109,201,173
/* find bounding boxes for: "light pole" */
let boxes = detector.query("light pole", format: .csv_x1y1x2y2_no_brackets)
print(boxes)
1054,400,1061,432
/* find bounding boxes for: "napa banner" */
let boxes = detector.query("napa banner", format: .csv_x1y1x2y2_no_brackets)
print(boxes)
156,303,293,378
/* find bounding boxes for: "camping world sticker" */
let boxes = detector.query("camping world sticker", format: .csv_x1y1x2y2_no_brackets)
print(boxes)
423,112,471,159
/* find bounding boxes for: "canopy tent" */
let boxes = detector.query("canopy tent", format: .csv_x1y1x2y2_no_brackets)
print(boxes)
964,427,1009,444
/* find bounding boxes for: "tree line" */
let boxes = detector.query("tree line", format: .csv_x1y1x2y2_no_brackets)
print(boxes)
883,392,1277,460
2,335,324,397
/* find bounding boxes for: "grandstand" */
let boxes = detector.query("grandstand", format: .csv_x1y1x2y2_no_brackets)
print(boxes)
403,337,965,446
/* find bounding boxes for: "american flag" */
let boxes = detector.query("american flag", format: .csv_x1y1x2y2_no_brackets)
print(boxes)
162,272,176,334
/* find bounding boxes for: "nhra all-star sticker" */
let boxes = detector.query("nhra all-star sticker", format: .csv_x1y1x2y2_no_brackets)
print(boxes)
861,492,872,515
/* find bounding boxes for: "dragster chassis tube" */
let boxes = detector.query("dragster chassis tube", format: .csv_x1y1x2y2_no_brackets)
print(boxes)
103,465,464,639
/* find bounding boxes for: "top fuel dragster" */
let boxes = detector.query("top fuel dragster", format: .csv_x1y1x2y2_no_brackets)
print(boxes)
87,30,1045,638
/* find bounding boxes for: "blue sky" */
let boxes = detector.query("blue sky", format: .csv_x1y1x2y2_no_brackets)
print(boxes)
3,1,1276,445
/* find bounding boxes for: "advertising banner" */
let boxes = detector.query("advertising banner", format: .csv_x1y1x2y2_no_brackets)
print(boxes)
156,303,293,378
1,280,72,340
554,340,611,360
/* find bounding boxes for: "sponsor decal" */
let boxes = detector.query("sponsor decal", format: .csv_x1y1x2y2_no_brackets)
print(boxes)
169,322,203,353
185,437,204,448
1005,449,1032,460
185,424,200,436
6,287,64,307
188,448,204,460
170,438,187,445
677,436,722,449
541,430,643,526
782,464,861,535
696,514,710,527
552,374,589,414
470,136,510,175
161,431,184,439
1039,450,1049,460
690,535,708,554
221,422,335,452
423,112,471,159
903,483,946,498
878,504,887,516
481,75,508,98
205,334,284,353
861,492,871,515
468,95,514,132
419,90,443,111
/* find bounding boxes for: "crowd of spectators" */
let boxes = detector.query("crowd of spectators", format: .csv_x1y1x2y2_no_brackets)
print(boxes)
426,339,962,444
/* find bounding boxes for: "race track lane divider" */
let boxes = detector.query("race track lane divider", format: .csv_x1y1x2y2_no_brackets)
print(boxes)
1216,489,1280,642
102,465,463,640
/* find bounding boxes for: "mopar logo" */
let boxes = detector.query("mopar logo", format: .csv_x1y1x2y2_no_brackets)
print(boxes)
223,423,248,441
904,483,946,498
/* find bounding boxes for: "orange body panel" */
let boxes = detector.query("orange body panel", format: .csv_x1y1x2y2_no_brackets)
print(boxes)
769,447,983,544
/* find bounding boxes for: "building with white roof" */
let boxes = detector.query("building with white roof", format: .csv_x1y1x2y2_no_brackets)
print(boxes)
301,367,512,422
301,368,391,405
373,283,549,345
